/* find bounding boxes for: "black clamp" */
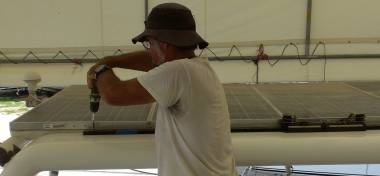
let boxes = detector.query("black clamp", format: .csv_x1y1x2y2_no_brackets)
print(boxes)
280,113,366,132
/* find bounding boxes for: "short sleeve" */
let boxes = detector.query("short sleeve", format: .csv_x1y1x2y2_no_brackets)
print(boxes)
137,61,188,107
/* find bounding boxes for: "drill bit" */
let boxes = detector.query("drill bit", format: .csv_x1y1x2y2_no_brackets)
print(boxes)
92,113,95,129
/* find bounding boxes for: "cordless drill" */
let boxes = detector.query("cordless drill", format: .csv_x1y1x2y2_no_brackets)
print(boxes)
90,84,100,129
85,85,116,135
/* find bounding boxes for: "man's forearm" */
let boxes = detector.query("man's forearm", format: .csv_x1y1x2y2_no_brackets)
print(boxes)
96,69,119,100
96,50,155,72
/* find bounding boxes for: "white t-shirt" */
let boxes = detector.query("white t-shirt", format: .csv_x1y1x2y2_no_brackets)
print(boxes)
137,57,237,176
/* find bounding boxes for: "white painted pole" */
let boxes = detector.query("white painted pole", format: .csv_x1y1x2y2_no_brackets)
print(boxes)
2,131,380,176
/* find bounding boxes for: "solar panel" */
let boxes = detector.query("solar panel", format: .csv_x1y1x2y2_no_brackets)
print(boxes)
345,81,380,97
11,82,380,135
224,84,282,130
224,84,281,120
256,82,380,118
11,85,155,131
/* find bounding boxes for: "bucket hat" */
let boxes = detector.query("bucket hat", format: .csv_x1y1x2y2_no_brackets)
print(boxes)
132,3,208,49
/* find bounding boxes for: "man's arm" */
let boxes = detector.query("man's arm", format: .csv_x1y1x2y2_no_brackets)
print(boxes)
95,69,155,106
87,50,154,89
96,50,155,72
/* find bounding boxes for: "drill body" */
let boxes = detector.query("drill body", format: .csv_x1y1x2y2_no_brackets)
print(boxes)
90,86,101,113
90,85,100,129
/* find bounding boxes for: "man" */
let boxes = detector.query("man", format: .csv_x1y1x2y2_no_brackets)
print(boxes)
87,3,237,176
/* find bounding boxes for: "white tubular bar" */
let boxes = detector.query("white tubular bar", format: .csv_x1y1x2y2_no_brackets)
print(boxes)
2,130,380,176
1,133,157,176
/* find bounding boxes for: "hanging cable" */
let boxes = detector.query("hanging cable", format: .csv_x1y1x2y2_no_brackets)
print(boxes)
52,51,83,66
0,50,18,64
207,47,223,61
311,41,322,56
199,45,256,62
290,42,312,65
266,44,283,67
198,47,223,61
0,49,110,64
227,45,242,57
198,48,204,56
22,51,47,64
199,45,258,83
81,49,100,60
282,42,311,66
228,45,255,62
290,43,311,65
226,44,258,83
113,49,124,56
268,42,313,67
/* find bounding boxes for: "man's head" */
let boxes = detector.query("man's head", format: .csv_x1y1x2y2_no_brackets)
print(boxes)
132,3,208,65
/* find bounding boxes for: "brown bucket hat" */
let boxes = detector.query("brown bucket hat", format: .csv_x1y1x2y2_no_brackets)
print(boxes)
132,3,208,49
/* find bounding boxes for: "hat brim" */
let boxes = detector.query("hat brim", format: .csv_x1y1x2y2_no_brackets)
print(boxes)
132,29,209,49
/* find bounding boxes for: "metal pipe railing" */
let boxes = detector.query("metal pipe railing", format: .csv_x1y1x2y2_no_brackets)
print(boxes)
305,0,313,56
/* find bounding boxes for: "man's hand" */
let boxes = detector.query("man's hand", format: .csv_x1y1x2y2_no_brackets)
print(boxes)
88,66,155,106
87,64,99,89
